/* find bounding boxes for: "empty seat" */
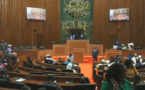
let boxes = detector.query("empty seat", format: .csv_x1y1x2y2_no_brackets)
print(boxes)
38,84,57,90
33,65,43,70
51,41,56,45
40,46,45,50
12,47,19,50
61,69,73,73
23,60,27,67
32,46,37,49
75,84,96,90
19,46,25,50
95,41,100,44
25,46,32,49
135,84,145,90
29,71,43,75
8,82,26,89
46,67,56,71
134,46,142,50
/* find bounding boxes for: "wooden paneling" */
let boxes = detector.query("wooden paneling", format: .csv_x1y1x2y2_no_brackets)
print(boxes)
53,44,67,56
93,0,145,51
67,40,89,55
89,44,103,56
1,0,145,51
0,0,60,49
73,48,84,63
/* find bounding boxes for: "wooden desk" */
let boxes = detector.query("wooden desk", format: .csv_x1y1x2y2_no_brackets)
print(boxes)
35,60,66,68
105,49,145,60
18,66,83,76
52,40,103,56
8,71,89,86
0,87,19,90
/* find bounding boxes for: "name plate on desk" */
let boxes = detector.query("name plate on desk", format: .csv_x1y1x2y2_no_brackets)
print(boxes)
66,81,73,84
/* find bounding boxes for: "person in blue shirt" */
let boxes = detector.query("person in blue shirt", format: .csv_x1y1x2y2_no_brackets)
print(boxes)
114,40,121,46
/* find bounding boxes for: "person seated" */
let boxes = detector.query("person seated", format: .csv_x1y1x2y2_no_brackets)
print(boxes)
42,75,64,90
115,55,123,63
114,40,121,47
7,54,18,72
131,53,138,65
128,42,134,50
66,53,74,63
108,57,115,67
126,53,133,59
101,63,133,90
124,59,139,79
121,44,127,50
44,54,56,64
96,58,107,68
135,59,142,67
5,44,13,56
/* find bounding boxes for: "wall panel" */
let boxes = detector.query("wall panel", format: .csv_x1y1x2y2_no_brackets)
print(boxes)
94,0,145,51
0,0,60,49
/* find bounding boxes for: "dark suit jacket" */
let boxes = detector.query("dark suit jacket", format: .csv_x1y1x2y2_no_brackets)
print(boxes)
92,49,99,58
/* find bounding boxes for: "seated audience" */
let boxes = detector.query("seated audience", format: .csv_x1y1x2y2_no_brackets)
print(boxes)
114,40,121,47
44,54,56,64
42,75,64,90
95,58,106,68
7,54,18,72
115,55,123,63
131,53,138,65
121,44,127,50
124,59,139,79
128,42,134,50
126,53,133,59
101,63,133,90
108,57,115,67
66,53,74,62
5,44,13,56
134,75,143,86
135,59,142,67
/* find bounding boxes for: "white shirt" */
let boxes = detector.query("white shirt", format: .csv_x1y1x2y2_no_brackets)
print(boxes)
66,55,74,62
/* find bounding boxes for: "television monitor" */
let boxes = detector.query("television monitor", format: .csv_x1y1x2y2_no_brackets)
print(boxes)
109,8,129,21
26,7,46,21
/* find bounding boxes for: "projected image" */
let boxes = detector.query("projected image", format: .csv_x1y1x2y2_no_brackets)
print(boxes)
27,7,46,21
109,8,129,21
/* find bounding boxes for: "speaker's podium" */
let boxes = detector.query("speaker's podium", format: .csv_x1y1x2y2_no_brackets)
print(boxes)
67,40,89,63
52,40,103,63
73,48,84,63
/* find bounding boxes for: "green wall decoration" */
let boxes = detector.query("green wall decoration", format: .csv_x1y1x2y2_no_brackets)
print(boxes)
60,0,93,43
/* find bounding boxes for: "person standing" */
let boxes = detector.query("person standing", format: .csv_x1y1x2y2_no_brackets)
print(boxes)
0,40,7,52
92,47,99,63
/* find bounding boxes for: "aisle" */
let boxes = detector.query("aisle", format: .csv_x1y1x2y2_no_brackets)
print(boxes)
79,63,96,84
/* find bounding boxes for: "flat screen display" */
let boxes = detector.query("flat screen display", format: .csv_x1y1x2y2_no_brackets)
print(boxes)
26,7,46,21
109,8,129,21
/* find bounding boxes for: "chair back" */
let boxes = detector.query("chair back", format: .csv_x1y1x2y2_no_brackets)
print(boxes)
38,84,57,90
75,84,96,90
135,84,145,90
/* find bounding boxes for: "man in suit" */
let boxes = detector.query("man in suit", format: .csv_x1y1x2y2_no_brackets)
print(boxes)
92,47,99,63
69,33,75,40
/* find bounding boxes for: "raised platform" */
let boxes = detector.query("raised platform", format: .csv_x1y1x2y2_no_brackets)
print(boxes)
52,56,105,63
